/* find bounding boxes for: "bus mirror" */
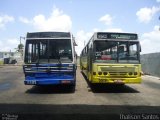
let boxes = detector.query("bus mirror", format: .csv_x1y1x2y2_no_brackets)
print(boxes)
140,45,141,52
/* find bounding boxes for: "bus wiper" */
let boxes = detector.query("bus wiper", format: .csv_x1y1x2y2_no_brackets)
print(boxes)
36,57,40,65
56,52,62,71
48,39,50,63
57,53,61,65
36,53,40,71
48,52,50,63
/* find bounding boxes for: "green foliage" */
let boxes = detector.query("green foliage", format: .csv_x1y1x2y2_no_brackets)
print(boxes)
18,44,24,51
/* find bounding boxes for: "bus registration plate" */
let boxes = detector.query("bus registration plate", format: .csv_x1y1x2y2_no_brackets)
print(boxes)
27,80,37,85
114,80,124,84
99,79,107,83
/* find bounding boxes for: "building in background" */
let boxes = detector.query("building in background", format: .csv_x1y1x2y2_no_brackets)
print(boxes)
0,52,22,64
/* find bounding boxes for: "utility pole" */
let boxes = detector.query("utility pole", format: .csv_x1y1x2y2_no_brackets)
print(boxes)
20,36,25,44
19,36,25,59
159,16,160,31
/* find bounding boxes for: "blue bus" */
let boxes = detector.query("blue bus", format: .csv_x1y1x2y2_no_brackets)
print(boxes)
23,32,77,88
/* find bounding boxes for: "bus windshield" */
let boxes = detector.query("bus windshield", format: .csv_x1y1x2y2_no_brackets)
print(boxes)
94,41,140,63
24,39,73,63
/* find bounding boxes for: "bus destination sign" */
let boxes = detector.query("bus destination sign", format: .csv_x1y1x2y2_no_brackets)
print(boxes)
97,32,138,40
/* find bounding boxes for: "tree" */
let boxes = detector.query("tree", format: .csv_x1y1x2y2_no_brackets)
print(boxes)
17,43,24,58
18,43,24,52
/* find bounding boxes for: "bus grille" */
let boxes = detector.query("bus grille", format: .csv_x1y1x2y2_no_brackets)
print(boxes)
100,67,135,72
108,72,127,75
99,66,136,77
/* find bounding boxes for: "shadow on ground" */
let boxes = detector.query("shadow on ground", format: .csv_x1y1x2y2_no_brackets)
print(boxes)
25,85,75,94
0,104,160,120
81,72,139,93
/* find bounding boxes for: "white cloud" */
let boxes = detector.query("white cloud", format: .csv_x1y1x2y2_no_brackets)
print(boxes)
19,17,31,24
157,0,160,2
0,38,20,52
99,14,113,25
140,25,160,54
136,6,160,23
75,30,93,55
0,14,14,29
20,7,72,32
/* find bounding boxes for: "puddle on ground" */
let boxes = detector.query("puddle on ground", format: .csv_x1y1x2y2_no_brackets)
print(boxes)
0,83,12,91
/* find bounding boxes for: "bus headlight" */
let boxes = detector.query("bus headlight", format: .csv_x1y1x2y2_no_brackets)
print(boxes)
98,72,102,75
103,72,108,75
69,64,73,67
129,72,133,75
93,72,96,75
134,72,138,75
67,67,73,70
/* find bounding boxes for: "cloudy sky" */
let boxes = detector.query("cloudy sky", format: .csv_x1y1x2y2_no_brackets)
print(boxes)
0,0,160,55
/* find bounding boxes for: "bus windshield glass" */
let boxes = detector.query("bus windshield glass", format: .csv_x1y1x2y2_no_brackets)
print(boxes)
94,41,140,63
24,39,73,63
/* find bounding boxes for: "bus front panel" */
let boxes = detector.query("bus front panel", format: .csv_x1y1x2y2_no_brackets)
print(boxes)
91,63,142,84
23,64,76,85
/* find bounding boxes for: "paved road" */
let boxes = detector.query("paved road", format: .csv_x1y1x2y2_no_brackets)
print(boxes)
0,66,160,120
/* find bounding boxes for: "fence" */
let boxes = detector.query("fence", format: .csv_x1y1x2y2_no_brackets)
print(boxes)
141,52,160,77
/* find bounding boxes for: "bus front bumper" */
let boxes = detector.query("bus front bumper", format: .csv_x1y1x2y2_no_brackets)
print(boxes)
91,77,142,84
24,78,75,85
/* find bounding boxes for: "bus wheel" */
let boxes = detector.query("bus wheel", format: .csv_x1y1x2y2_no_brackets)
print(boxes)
117,84,125,87
70,79,76,92
70,84,75,92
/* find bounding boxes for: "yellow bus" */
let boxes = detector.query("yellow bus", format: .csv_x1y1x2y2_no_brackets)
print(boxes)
80,32,142,84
